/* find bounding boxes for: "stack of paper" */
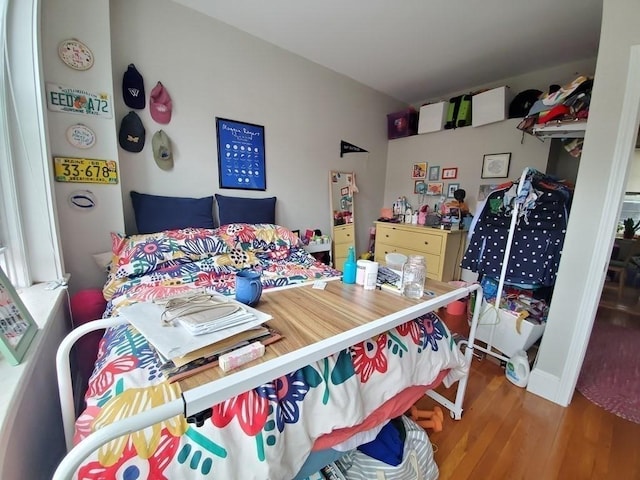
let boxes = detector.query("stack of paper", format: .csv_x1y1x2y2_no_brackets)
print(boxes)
120,298,272,360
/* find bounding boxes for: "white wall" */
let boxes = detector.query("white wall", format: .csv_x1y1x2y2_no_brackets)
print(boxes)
384,119,551,216
528,0,640,404
109,0,404,262
41,0,124,294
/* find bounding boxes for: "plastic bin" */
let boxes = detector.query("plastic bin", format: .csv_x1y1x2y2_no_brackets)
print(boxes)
473,300,545,357
387,108,418,139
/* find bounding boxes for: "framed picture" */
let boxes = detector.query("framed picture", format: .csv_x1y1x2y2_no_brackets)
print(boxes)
412,162,427,179
0,267,37,365
447,182,460,198
478,184,499,201
442,167,458,179
216,117,266,191
481,153,511,179
428,165,440,181
414,180,427,194
427,182,444,195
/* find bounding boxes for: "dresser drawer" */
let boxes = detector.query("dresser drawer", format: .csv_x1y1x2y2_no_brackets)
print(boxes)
375,242,440,277
376,225,442,255
333,224,355,245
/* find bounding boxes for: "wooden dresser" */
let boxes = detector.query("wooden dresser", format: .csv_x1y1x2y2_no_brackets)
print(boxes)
332,223,355,270
374,222,466,281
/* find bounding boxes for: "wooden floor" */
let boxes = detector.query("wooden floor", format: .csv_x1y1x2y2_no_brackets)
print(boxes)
416,285,640,480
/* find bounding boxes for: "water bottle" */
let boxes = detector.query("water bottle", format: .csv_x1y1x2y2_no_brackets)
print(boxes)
401,255,426,298
342,246,357,284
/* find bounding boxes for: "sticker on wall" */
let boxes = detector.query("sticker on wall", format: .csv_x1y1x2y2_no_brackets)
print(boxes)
46,83,112,118
53,156,118,184
66,124,96,149
58,38,94,71
68,190,97,211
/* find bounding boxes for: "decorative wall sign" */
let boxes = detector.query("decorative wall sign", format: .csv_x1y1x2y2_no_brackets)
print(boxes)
216,117,266,191
58,38,94,71
53,157,118,184
46,83,112,118
0,267,37,366
66,124,96,149
481,152,511,178
68,190,97,211
340,140,368,157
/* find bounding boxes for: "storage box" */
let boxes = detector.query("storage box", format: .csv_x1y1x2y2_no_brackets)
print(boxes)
473,300,545,357
472,86,511,127
387,108,418,139
418,101,448,134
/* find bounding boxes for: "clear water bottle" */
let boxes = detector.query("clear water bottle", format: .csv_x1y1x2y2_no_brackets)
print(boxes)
401,255,426,299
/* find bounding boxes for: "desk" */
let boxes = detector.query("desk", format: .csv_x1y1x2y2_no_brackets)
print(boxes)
54,280,483,479
178,279,454,392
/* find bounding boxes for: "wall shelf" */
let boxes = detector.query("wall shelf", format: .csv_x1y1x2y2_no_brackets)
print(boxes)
531,120,587,139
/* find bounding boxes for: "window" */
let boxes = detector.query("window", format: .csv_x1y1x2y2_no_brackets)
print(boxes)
0,0,63,287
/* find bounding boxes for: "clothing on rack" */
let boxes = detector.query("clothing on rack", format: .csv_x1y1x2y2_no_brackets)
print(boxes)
461,169,573,287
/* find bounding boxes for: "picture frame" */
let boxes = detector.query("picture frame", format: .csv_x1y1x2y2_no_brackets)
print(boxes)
478,184,499,201
0,267,37,366
427,182,444,195
412,162,427,179
481,152,511,179
447,182,460,198
414,180,426,194
442,167,458,180
216,117,266,191
428,165,440,181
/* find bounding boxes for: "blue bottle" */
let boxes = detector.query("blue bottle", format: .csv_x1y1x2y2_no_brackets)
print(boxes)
342,246,357,284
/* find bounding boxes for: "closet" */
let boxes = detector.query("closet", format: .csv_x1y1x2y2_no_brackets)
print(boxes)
460,168,574,361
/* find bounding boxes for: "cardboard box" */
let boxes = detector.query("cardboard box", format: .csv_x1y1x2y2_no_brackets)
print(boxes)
472,86,511,127
418,101,448,134
473,300,545,357
387,108,418,139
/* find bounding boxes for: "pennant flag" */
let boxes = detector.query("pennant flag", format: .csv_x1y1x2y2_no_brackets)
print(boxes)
340,140,368,157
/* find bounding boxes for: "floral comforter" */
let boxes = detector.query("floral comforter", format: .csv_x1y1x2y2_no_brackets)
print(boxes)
73,224,468,479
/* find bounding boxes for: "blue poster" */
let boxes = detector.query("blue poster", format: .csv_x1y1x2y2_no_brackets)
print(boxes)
216,118,266,191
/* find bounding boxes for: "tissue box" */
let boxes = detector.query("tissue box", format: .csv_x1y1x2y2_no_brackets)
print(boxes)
387,108,418,139
472,86,511,127
418,101,448,134
474,300,545,357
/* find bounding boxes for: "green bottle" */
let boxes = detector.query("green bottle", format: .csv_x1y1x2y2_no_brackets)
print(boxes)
343,246,357,284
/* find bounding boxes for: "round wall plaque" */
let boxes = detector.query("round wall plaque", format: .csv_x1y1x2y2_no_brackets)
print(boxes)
66,124,96,149
58,38,94,71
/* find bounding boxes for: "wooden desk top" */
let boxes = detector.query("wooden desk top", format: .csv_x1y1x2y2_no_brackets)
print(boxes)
178,279,457,393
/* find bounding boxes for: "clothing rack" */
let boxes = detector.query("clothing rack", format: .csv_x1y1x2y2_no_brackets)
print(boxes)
470,167,569,362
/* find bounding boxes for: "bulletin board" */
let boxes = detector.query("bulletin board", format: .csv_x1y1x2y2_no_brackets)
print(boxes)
216,117,266,191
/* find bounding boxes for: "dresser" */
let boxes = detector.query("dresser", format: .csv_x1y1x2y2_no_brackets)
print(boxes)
374,222,466,281
333,223,355,270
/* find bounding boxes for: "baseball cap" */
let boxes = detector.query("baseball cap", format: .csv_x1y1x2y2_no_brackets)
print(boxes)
152,130,173,170
118,111,145,152
150,81,172,124
122,64,145,109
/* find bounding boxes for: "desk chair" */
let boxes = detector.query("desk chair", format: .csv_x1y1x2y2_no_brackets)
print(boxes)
606,240,640,299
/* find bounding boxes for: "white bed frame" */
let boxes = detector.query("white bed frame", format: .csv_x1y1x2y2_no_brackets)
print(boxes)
53,283,483,480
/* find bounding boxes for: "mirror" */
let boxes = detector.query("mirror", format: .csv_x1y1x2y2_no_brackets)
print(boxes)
330,171,355,225
330,171,356,270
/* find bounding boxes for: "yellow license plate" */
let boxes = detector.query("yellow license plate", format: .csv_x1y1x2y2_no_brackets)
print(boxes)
53,157,118,184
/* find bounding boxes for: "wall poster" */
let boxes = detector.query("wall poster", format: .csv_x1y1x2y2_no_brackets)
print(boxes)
216,117,266,191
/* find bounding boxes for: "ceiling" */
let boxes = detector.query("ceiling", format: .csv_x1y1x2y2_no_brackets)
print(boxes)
172,0,603,105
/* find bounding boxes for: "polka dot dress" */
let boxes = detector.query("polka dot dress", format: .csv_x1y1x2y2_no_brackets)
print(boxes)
461,186,570,287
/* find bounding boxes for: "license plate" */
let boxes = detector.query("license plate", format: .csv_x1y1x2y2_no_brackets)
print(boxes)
53,157,118,184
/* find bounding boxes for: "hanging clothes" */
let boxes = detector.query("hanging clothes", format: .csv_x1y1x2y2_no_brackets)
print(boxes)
461,170,573,287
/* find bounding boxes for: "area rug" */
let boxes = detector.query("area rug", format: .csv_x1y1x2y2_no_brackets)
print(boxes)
576,322,640,424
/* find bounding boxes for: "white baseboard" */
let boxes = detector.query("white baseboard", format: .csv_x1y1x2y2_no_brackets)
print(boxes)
526,368,567,406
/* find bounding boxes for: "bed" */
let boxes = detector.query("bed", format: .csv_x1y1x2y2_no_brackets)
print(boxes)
54,222,482,480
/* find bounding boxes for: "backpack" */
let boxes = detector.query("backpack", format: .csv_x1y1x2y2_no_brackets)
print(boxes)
509,89,543,118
